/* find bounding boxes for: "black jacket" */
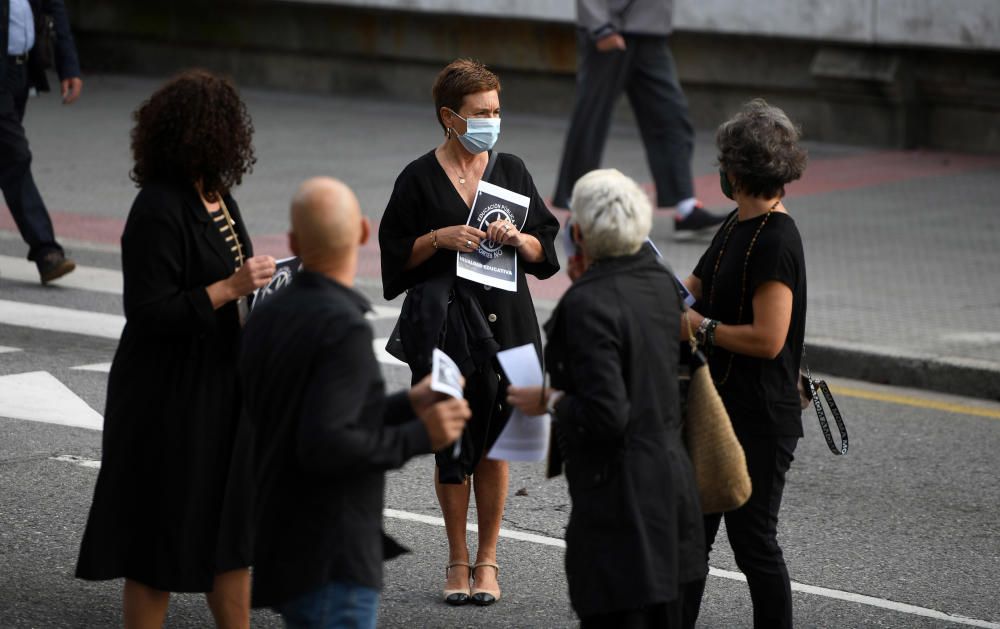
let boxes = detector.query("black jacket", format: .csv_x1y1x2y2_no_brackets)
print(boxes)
240,271,433,608
545,246,707,618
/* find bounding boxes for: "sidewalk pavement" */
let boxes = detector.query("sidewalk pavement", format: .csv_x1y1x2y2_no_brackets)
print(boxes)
3,74,999,400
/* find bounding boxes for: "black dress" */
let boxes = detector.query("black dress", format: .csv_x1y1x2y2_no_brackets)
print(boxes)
379,150,559,481
76,181,253,592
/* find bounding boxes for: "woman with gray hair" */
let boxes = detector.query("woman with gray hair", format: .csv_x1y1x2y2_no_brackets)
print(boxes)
508,168,706,628
680,99,808,629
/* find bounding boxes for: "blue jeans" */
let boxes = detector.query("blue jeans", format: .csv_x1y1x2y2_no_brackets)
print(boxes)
274,580,380,629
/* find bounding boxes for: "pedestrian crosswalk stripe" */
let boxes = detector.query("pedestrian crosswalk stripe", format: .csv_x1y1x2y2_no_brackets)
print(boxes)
71,362,112,373
367,305,401,321
0,254,122,294
0,255,402,319
50,454,101,468
372,337,406,367
0,299,123,339
0,371,103,430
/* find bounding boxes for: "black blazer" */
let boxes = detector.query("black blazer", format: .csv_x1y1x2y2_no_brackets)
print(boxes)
544,246,707,618
240,271,433,608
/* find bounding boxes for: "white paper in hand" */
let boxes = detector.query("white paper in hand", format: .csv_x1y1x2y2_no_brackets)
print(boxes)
431,348,464,400
488,344,551,462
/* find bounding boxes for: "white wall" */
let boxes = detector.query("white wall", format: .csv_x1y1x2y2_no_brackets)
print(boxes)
291,0,1000,51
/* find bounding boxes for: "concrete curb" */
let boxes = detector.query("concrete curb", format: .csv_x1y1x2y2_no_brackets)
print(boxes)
807,338,1000,402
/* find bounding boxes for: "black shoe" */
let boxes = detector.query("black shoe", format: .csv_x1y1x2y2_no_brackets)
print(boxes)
675,204,727,232
470,562,500,606
471,592,497,606
443,562,472,606
37,251,76,285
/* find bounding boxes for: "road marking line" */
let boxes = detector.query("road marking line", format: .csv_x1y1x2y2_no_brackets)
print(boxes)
384,508,565,548
0,371,104,430
383,508,999,628
0,345,23,353
50,455,101,469
2,299,995,424
48,444,999,626
832,385,1000,420
367,305,400,321
0,254,122,294
71,362,112,373
372,337,407,367
0,299,124,339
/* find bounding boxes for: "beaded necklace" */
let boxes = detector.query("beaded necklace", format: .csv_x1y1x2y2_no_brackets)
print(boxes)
707,199,780,385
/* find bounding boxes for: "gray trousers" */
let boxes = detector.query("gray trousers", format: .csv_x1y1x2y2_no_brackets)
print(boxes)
553,31,695,209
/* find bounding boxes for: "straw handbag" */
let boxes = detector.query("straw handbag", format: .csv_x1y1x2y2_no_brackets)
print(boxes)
681,313,752,514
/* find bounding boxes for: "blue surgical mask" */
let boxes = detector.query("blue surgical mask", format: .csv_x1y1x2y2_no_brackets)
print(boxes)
450,110,500,154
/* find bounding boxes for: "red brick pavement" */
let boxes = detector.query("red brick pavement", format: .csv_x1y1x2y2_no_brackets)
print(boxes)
4,150,998,302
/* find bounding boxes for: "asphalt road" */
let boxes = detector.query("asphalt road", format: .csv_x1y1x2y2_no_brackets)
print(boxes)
1,73,998,628
1,246,998,628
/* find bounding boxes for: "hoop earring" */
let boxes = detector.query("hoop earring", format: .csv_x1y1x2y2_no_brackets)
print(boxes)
445,127,453,140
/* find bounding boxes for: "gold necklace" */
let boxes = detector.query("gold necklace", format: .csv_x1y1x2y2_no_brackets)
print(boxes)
707,199,780,385
444,150,482,186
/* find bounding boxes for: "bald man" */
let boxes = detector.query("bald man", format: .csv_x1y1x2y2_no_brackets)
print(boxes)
240,177,470,628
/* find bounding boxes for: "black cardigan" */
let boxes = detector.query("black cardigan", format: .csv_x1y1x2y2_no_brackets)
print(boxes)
379,150,560,480
379,150,560,353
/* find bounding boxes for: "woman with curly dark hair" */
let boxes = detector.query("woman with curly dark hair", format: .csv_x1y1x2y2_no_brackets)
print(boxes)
76,69,274,628
679,99,808,629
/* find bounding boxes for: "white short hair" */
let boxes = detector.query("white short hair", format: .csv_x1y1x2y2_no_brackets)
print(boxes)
569,168,651,260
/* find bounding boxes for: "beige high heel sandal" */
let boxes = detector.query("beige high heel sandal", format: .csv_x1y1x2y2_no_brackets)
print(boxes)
470,561,501,606
443,561,472,606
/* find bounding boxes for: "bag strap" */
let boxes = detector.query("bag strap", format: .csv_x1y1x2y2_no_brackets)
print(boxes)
482,150,499,183
802,351,849,455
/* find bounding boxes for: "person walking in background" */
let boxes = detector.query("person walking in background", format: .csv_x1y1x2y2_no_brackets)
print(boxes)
76,70,275,629
241,177,471,629
379,59,560,607
1,0,82,283
680,99,809,629
508,168,706,628
552,0,726,233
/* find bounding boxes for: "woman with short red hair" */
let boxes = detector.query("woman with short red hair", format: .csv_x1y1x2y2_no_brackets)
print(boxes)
380,58,560,607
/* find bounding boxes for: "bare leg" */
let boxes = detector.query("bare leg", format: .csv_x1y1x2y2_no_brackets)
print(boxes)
435,466,472,593
472,457,508,596
205,568,250,629
123,579,170,629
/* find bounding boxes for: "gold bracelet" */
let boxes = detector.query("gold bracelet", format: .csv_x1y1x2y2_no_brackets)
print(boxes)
431,229,438,249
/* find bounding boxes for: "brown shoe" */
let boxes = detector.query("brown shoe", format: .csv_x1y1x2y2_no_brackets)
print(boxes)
37,251,76,285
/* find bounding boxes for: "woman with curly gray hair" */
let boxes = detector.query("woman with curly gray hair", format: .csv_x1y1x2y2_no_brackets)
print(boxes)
680,99,808,629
